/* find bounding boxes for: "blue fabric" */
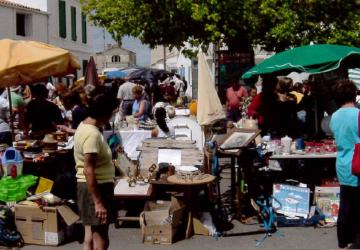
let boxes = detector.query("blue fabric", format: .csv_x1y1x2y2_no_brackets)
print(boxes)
132,99,152,121
330,107,360,187
132,100,144,121
205,140,219,176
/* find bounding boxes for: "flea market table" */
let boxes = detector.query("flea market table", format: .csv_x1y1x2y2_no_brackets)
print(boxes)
113,178,154,226
268,151,337,191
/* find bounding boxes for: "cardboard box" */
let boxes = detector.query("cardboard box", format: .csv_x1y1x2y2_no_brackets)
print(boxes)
15,204,79,246
140,197,185,244
193,217,209,236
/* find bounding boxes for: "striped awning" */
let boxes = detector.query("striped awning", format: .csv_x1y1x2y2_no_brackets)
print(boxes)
349,68,360,89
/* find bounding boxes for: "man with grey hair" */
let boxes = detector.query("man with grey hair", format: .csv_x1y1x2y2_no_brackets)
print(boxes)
117,77,136,117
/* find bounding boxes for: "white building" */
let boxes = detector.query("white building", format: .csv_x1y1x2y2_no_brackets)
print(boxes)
2,0,93,81
0,0,48,42
94,44,136,74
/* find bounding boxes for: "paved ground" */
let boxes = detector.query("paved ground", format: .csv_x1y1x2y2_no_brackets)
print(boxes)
23,225,337,250
24,168,339,250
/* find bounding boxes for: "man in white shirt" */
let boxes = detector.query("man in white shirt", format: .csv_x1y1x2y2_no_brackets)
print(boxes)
117,78,136,116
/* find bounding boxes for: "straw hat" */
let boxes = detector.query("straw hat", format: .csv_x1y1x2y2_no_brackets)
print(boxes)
43,134,57,144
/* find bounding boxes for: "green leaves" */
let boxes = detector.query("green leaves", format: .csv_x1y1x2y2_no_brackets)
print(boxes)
81,0,360,55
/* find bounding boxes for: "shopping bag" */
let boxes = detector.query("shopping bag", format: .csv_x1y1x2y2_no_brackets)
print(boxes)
352,111,360,176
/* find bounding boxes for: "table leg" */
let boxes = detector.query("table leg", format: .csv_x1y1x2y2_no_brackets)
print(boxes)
183,186,202,239
185,210,194,239
230,156,236,199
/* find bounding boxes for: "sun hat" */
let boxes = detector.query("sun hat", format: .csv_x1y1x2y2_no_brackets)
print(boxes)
42,134,57,144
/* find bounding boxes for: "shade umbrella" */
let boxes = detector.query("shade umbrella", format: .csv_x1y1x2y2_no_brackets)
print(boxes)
84,56,98,86
75,74,106,86
128,68,170,92
105,70,128,79
0,39,80,137
120,67,142,76
0,39,80,87
349,68,360,89
242,44,360,79
197,52,225,126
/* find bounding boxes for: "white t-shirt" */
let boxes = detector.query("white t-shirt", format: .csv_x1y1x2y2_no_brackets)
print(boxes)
117,81,136,100
46,82,56,98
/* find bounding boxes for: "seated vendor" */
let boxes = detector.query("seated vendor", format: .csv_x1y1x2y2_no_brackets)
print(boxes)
131,85,152,122
152,107,174,138
24,84,64,139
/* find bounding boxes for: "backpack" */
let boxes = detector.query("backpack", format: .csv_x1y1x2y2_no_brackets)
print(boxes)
0,206,24,247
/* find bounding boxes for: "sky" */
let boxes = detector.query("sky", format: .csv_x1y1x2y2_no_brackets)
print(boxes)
92,27,151,67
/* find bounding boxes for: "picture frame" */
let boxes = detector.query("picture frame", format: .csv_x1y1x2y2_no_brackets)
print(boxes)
219,128,261,150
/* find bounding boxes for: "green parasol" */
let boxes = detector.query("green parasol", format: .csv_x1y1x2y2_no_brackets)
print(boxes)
242,44,360,79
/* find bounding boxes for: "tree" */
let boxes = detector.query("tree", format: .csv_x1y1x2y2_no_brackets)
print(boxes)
81,0,360,53
252,0,360,52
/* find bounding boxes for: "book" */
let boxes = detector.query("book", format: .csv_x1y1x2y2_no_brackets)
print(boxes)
273,184,310,218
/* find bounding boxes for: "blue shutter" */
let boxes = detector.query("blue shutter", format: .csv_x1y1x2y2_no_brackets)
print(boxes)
59,0,66,38
71,6,77,41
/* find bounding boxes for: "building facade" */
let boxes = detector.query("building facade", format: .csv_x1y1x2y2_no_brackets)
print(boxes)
3,0,93,80
0,0,48,42
94,44,136,74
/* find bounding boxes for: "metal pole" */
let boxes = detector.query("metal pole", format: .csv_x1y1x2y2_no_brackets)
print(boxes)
314,98,319,135
163,45,166,71
7,87,15,140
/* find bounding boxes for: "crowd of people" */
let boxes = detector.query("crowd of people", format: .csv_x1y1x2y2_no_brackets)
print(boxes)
226,76,317,139
0,70,187,147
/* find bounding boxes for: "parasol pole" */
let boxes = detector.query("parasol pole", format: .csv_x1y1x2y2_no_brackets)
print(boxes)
7,87,15,141
163,45,167,71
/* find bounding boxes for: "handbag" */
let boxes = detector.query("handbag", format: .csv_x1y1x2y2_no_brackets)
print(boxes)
351,111,360,175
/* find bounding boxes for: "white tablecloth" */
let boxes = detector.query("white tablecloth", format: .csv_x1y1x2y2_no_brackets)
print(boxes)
104,129,152,160
270,152,336,159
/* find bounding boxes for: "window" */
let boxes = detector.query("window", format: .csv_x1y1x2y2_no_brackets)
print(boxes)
16,13,32,36
71,6,77,41
111,55,121,63
16,13,25,36
81,12,87,44
82,60,88,76
59,0,66,38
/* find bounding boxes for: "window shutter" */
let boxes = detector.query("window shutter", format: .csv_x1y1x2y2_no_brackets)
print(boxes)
81,13,87,44
59,0,66,38
71,6,77,41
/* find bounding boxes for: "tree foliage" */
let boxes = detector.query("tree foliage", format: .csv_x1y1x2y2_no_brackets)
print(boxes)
81,0,360,53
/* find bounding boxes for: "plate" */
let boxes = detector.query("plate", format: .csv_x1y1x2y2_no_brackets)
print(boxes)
178,166,198,172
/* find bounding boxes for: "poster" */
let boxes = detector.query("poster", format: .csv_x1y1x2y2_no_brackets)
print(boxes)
273,184,310,218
